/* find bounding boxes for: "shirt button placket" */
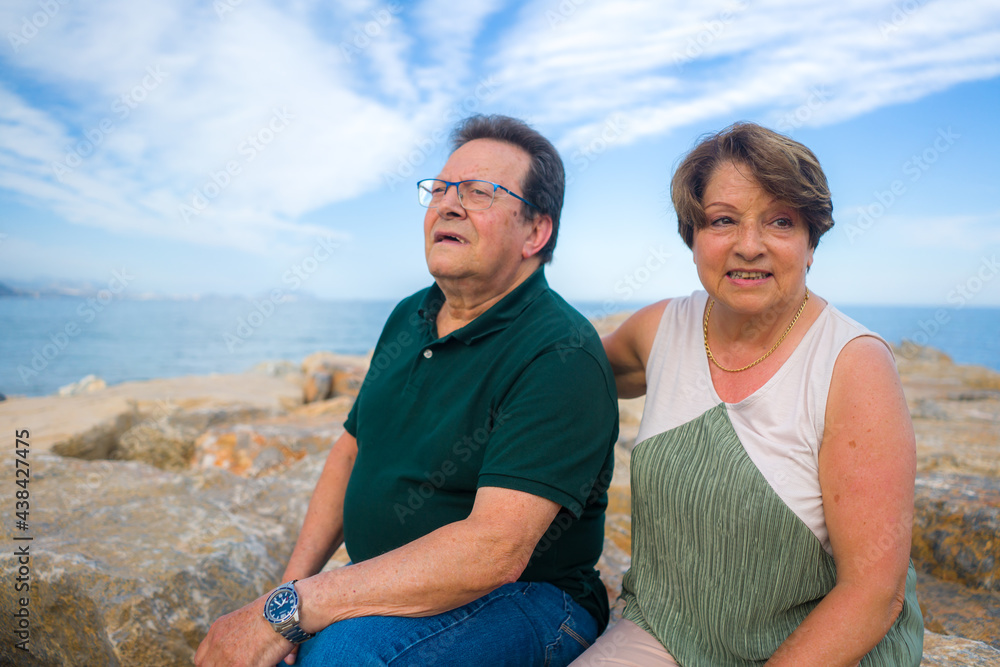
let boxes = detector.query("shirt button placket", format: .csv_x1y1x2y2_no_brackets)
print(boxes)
423,349,433,359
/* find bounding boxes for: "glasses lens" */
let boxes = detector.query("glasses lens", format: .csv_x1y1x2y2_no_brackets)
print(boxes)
417,180,445,207
458,181,495,211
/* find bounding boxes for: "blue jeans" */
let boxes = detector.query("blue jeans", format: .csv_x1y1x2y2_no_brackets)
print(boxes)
296,581,598,666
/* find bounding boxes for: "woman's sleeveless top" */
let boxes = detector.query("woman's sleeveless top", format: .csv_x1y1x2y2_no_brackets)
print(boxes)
621,291,923,666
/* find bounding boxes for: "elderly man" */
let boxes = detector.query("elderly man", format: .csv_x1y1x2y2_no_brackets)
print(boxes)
195,115,618,667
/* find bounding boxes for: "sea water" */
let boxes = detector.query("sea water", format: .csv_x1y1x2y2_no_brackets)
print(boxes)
1,297,997,398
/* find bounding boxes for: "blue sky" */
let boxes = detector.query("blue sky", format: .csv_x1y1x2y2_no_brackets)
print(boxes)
1,0,999,308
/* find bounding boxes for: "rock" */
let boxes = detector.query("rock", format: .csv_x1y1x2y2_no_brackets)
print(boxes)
916,570,1000,649
331,368,362,397
301,352,366,398
616,397,645,450
55,404,275,470
303,371,333,403
894,342,953,366
250,359,301,377
301,351,361,375
290,395,355,418
0,372,307,453
57,374,106,396
921,629,1000,665
51,408,138,460
949,390,1000,402
896,345,1000,395
912,472,1000,592
901,355,1000,478
192,414,346,477
911,398,950,421
117,419,198,471
0,452,327,666
597,445,633,626
4,340,998,662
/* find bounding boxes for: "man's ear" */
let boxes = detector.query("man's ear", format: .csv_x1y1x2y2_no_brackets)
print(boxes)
522,214,553,259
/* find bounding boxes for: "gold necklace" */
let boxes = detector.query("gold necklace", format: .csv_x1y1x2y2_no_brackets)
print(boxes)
703,288,810,373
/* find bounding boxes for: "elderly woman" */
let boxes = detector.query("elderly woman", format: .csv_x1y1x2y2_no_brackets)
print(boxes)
574,123,923,666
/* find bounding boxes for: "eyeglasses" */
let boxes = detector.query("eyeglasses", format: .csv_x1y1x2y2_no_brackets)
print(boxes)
417,179,538,211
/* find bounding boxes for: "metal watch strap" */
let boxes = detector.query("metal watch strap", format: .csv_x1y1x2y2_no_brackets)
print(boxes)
278,623,314,644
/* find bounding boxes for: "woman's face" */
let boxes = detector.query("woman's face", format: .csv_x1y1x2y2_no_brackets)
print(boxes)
692,161,813,319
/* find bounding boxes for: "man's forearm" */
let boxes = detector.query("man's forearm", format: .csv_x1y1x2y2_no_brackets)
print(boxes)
281,430,357,581
294,486,560,631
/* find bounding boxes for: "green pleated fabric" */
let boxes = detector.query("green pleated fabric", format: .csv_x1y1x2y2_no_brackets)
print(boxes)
621,403,923,667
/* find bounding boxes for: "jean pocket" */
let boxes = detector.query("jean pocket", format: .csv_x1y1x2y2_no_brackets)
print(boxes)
548,589,598,665
560,622,592,650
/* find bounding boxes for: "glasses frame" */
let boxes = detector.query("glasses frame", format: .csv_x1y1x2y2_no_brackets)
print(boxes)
417,179,539,211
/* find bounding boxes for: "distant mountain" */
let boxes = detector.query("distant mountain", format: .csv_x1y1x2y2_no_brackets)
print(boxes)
0,276,135,299
0,280,79,298
0,277,323,301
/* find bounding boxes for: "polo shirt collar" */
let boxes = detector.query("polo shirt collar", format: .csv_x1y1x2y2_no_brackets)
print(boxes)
417,268,549,345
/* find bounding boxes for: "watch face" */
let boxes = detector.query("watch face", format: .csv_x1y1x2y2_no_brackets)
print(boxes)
265,587,297,623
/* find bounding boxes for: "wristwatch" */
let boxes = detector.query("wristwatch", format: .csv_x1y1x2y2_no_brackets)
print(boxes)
263,580,314,644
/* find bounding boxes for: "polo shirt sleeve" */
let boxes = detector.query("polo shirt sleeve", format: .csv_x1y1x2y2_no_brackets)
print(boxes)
344,398,359,438
477,347,618,517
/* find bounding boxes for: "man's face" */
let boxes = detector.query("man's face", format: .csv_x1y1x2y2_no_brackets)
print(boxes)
423,139,541,289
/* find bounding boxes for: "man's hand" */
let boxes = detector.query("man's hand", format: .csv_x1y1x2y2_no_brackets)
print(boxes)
194,596,294,667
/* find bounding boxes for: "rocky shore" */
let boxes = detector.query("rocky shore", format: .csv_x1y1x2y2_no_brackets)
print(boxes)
0,343,997,666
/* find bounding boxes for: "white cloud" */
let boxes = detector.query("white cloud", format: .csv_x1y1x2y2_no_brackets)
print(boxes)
0,0,438,255
489,0,1000,150
0,0,998,272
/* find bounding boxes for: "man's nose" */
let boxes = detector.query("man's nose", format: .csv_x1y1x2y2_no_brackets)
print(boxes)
436,183,466,218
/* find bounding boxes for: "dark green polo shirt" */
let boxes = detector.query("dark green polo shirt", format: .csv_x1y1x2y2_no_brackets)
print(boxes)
342,268,619,630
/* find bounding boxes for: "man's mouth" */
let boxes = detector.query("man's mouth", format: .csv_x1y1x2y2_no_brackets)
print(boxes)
727,270,772,280
434,232,468,244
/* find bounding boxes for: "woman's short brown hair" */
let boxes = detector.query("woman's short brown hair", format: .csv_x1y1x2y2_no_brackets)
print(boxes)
671,122,833,249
